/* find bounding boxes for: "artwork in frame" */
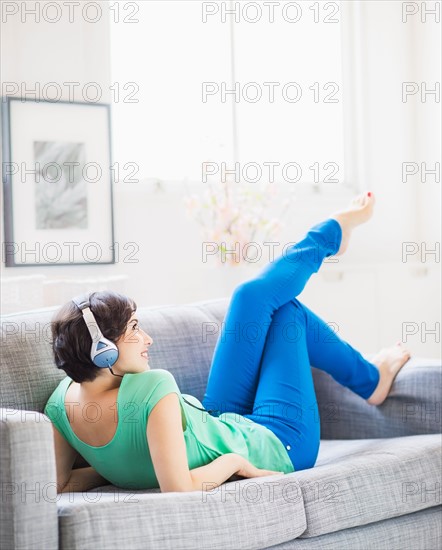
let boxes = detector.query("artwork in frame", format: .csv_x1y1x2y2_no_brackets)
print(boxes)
1,97,115,266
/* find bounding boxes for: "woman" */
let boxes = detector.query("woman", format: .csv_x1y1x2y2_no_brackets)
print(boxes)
44,191,411,493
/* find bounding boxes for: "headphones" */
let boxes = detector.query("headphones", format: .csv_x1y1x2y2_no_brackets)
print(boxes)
72,292,122,378
72,292,221,414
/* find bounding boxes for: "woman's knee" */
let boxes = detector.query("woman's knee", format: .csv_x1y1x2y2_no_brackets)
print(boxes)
233,279,266,300
268,300,307,342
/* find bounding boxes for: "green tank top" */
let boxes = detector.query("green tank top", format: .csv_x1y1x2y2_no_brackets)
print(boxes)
44,369,295,489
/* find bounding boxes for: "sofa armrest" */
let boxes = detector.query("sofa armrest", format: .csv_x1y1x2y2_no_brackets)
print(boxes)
0,408,58,550
313,356,441,439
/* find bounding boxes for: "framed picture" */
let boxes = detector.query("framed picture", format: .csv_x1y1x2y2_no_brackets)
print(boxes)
2,97,115,266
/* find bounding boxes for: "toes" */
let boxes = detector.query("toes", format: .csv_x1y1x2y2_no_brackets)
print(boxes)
396,341,410,356
354,196,366,208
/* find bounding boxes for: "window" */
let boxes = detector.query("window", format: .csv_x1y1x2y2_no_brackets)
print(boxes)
109,0,352,192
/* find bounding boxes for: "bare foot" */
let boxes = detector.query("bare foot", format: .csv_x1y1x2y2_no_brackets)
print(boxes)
366,343,411,406
330,191,376,256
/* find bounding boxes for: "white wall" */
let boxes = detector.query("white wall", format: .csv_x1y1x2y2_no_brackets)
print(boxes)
1,1,440,357
413,4,442,244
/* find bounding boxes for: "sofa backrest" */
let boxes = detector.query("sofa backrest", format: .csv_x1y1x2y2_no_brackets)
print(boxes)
0,298,230,413
3,298,440,443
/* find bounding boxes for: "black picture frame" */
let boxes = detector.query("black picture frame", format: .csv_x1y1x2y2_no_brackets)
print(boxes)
1,97,115,267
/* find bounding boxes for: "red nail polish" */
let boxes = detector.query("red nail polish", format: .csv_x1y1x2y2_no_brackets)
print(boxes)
367,192,372,197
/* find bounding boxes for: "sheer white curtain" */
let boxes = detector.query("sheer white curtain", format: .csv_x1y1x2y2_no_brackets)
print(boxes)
109,0,232,184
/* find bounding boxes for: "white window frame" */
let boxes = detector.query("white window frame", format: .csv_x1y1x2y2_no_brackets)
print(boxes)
340,0,368,196
112,0,363,199
189,0,363,199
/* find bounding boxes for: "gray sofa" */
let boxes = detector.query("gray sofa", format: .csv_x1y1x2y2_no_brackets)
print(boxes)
1,298,441,550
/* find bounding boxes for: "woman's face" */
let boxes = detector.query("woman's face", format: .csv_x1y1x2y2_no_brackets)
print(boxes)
112,312,153,374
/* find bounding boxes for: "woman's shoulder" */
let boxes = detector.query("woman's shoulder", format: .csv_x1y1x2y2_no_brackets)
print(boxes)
122,369,180,399
121,369,184,422
125,368,177,384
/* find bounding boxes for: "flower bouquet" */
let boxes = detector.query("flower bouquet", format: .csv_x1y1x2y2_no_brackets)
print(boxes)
184,177,294,267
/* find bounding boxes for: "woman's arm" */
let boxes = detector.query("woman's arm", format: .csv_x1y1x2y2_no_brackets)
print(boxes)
190,453,243,491
147,393,282,493
190,454,283,492
60,466,109,494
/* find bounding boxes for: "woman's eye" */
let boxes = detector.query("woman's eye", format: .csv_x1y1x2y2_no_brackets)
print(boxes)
132,323,139,331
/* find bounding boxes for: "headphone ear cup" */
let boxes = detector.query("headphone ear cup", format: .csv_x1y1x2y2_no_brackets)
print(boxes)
91,337,119,368
71,294,119,369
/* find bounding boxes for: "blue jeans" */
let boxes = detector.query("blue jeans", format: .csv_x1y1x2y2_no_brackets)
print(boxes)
202,218,380,471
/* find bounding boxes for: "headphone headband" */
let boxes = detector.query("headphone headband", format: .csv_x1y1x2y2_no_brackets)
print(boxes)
72,293,92,311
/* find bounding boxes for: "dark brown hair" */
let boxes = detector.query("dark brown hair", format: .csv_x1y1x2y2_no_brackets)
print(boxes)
51,290,137,383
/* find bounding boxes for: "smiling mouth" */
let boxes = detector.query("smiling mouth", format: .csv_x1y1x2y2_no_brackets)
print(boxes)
141,351,149,359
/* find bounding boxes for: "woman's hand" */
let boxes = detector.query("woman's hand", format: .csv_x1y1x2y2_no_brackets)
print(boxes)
235,457,285,479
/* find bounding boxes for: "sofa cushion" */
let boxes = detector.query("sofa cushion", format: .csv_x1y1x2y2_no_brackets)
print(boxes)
265,505,442,550
56,474,306,550
295,433,441,538
56,433,441,548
